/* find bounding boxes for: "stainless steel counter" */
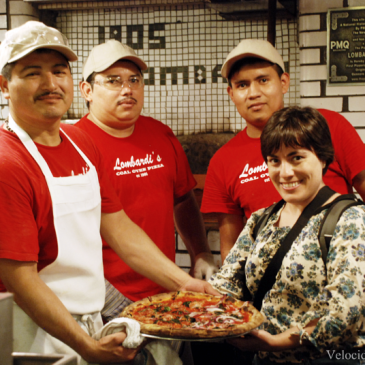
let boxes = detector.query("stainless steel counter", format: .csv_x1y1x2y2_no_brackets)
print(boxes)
0,293,13,365
13,353,77,365
0,292,77,365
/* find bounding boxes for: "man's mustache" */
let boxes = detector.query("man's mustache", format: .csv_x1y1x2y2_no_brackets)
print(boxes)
34,92,64,101
117,97,137,104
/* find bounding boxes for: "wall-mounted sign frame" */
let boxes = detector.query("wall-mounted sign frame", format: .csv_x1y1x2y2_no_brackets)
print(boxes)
327,6,365,86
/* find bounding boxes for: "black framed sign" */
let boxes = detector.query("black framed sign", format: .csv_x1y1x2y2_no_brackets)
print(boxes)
327,7,365,86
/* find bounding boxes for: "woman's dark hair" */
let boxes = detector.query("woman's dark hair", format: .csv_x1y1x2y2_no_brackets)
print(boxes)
261,106,334,175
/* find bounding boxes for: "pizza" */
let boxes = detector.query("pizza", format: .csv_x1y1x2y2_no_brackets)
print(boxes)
121,291,264,338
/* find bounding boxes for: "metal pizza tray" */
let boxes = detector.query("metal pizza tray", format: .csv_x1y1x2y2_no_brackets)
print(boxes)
140,329,254,342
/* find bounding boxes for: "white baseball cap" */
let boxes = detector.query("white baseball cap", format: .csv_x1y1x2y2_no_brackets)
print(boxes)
82,40,147,80
0,21,78,72
221,39,285,79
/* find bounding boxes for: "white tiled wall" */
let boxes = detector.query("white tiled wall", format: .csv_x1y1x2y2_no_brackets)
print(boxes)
0,0,301,271
299,0,365,141
43,1,300,269
48,2,300,137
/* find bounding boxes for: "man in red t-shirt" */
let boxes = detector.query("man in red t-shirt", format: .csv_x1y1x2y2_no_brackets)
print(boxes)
201,39,365,261
0,22,217,364
77,40,217,310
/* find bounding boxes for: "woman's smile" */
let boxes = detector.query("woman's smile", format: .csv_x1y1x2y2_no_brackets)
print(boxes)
281,181,301,190
268,145,325,210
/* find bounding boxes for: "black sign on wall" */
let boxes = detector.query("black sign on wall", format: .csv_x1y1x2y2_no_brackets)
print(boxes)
96,25,226,85
327,7,365,86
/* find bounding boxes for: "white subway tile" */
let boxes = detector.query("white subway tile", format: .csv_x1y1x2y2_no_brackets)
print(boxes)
1,106,9,119
0,0,5,13
0,14,6,28
300,48,320,64
301,65,327,80
341,112,365,128
299,31,327,47
176,233,186,250
299,15,320,32
299,0,343,14
326,85,365,96
301,97,343,112
207,230,220,252
10,1,38,16
348,0,365,6
175,253,191,266
300,81,321,97
349,96,365,112
355,129,365,143
10,15,37,28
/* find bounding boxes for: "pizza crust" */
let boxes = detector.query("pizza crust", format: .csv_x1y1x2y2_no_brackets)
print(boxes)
121,291,265,339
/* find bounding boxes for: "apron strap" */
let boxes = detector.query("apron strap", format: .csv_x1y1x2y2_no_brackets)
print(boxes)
8,115,53,177
8,116,95,177
60,127,94,168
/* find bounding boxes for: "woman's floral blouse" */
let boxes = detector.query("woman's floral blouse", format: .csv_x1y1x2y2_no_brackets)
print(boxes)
209,204,365,363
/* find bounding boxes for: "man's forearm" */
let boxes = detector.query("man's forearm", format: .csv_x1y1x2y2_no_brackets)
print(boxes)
0,259,97,360
101,210,192,291
218,213,245,262
174,190,211,263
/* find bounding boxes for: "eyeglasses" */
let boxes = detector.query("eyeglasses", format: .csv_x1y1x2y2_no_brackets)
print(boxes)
92,76,144,91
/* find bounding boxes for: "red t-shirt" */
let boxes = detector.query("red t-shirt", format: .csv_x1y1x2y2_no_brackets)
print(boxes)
76,115,196,301
201,109,365,218
0,124,122,292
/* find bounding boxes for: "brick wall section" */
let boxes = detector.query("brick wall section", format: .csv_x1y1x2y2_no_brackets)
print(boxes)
299,0,365,141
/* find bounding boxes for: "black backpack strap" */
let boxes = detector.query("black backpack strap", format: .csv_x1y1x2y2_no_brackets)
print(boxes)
253,186,336,310
252,200,285,241
238,200,284,301
233,259,253,301
318,194,364,265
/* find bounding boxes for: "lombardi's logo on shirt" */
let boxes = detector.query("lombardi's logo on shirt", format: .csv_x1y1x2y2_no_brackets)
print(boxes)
114,154,154,171
238,162,270,184
113,152,164,178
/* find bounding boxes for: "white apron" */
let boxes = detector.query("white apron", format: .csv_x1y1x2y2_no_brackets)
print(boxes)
9,116,105,365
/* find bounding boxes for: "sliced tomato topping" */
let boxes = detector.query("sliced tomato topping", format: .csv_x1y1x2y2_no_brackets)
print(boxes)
131,294,252,330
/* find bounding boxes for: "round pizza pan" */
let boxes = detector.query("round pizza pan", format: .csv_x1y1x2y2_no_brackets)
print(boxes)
140,330,253,342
